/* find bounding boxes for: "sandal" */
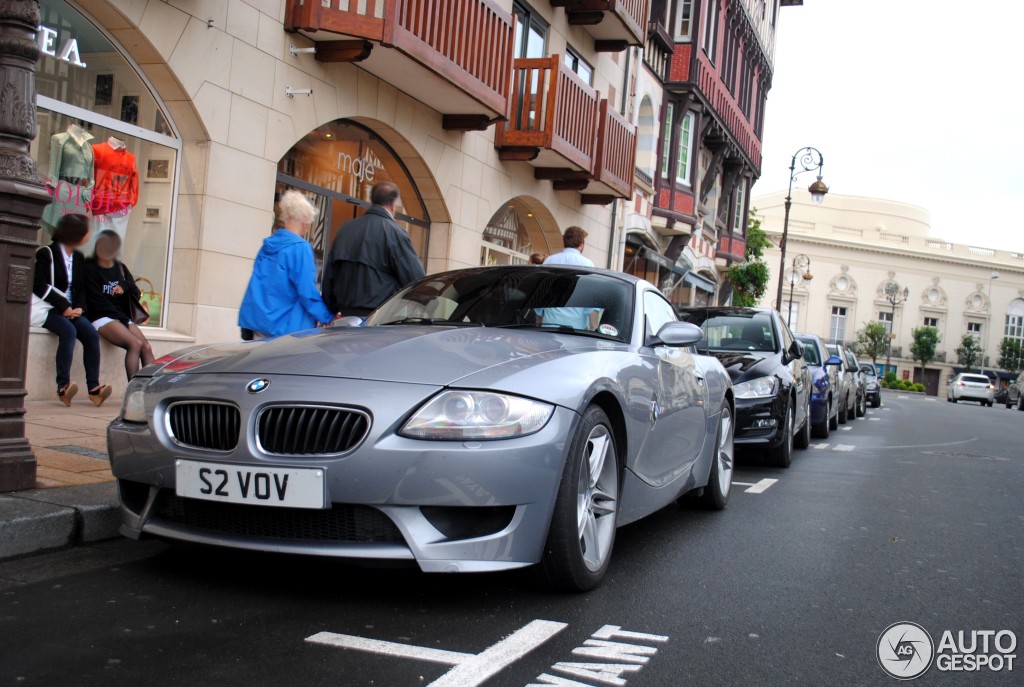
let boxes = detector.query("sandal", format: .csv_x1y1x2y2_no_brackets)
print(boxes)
57,383,78,407
88,384,112,407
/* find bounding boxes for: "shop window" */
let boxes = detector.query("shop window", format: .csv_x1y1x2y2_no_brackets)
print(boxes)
276,120,430,285
31,0,179,328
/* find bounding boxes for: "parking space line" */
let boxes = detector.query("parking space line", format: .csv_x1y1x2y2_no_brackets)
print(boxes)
732,481,755,487
833,444,855,452
869,418,881,421
840,426,852,431
812,443,830,449
744,478,778,494
898,395,909,399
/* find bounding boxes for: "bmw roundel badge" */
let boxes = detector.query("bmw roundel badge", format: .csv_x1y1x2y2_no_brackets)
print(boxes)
247,378,271,394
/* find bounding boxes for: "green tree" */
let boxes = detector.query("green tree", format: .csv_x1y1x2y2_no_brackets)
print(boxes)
910,326,941,371
998,337,1024,375
726,212,773,307
853,321,889,365
955,334,983,372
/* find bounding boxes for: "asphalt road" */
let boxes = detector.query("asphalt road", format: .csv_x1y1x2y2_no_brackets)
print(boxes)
1,391,1021,686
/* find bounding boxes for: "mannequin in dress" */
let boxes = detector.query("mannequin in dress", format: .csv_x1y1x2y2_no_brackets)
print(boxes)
42,122,95,232
90,135,138,243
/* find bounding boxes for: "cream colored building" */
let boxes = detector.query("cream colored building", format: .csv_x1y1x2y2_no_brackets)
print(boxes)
25,0,652,399
752,191,1024,392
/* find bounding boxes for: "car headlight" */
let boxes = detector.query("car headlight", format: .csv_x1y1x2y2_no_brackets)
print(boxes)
401,390,554,440
121,378,148,423
733,376,779,399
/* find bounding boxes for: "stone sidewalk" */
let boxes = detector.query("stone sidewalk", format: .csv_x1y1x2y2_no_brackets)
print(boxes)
0,400,121,560
24,399,118,488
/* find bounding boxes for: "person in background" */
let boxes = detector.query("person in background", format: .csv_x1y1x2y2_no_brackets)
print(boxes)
323,181,426,318
238,190,337,338
543,226,594,267
32,214,112,407
84,230,154,379
528,252,546,265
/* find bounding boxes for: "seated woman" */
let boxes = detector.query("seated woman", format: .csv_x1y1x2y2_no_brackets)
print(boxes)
32,214,112,407
84,230,155,379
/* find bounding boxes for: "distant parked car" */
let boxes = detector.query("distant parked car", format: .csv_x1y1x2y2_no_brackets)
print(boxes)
1007,372,1023,410
825,344,857,423
679,306,812,468
845,349,867,417
796,333,842,438
946,373,995,406
994,387,1008,405
860,363,882,408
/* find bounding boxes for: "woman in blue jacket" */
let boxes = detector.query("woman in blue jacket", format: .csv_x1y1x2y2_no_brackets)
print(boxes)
238,190,337,338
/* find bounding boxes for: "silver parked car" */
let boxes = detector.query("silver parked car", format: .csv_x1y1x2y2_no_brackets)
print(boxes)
825,343,857,423
107,266,734,591
946,372,995,406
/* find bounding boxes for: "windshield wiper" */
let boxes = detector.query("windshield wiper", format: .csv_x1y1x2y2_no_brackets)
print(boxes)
379,317,483,327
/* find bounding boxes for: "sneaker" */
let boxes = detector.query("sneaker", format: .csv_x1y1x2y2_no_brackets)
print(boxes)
88,384,112,407
57,383,78,407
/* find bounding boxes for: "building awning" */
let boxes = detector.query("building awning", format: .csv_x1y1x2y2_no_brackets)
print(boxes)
684,271,716,293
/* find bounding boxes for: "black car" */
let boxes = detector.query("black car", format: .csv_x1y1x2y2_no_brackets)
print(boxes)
679,306,812,468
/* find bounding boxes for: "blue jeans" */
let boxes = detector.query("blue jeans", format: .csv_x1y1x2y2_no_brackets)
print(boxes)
42,309,100,390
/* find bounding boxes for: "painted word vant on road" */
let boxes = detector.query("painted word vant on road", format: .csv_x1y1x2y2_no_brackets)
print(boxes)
528,625,669,687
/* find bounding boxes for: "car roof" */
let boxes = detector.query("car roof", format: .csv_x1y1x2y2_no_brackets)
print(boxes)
677,306,775,317
428,264,643,286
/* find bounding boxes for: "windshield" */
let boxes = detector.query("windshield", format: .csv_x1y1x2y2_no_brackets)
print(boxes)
679,311,778,352
861,366,877,378
365,268,632,341
796,338,821,365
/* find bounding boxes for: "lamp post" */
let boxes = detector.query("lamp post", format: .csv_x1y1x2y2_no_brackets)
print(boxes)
981,271,999,374
786,254,812,328
884,282,910,374
774,147,829,312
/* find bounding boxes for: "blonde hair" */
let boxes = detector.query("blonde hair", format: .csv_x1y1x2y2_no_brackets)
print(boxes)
277,190,318,226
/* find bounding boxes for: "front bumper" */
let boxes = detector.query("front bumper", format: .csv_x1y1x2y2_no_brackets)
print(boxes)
108,373,578,572
733,393,787,448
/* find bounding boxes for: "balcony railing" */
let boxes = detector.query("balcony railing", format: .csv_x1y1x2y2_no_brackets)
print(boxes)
552,0,649,48
496,55,599,173
286,0,513,129
643,20,672,81
584,99,636,201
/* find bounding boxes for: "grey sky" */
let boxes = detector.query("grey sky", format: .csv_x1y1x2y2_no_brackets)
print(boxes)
752,0,1024,253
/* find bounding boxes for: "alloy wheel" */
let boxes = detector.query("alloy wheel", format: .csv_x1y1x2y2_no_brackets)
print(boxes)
576,425,618,573
716,406,734,496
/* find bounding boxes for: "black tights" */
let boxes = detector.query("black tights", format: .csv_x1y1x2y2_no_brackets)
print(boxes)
98,321,155,379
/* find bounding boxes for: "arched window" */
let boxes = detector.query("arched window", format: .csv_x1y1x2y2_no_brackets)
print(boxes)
635,96,656,179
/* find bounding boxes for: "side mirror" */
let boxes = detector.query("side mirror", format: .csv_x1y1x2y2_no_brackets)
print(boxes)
826,355,844,366
331,316,365,328
783,340,803,363
649,321,703,347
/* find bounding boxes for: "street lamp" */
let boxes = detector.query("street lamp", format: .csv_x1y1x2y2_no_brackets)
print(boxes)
786,254,813,328
981,271,999,374
884,282,910,374
774,147,829,312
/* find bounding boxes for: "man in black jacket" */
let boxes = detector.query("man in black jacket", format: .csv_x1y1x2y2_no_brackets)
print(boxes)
323,181,426,318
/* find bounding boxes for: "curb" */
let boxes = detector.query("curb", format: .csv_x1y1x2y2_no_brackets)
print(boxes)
0,482,121,560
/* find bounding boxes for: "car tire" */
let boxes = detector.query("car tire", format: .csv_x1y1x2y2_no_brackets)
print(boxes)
951,397,957,403
837,396,847,424
768,402,793,468
856,394,866,417
846,394,856,422
698,401,734,511
536,405,619,592
813,398,831,439
828,396,839,431
794,396,811,450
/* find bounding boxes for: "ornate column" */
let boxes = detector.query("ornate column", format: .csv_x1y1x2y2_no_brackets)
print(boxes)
0,1,49,491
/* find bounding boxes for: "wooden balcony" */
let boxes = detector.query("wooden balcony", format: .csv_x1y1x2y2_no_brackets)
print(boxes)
582,99,636,204
496,55,600,175
285,0,514,130
551,0,650,50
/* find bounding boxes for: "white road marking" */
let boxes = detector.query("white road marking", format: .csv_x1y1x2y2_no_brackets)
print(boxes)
812,443,830,450
897,395,909,399
833,444,855,452
307,619,568,687
732,481,755,487
744,478,778,494
879,437,979,450
869,418,881,422
840,426,852,431
926,398,937,402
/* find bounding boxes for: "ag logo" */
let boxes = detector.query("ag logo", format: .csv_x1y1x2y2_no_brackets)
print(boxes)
246,378,271,394
878,622,934,680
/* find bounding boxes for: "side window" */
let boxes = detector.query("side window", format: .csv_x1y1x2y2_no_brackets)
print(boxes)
644,291,678,337
777,314,795,353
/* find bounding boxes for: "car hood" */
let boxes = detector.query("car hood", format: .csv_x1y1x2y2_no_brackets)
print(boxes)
706,350,783,384
145,326,597,386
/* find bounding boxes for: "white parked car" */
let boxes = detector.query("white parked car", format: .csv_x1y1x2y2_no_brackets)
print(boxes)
946,373,996,406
